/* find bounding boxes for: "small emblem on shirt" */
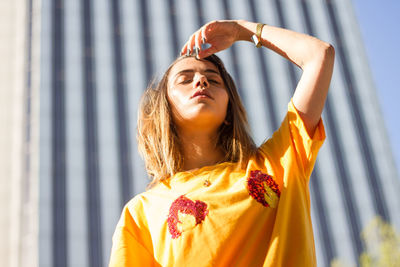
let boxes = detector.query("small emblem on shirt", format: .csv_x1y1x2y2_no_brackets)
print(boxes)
247,170,281,208
167,195,209,239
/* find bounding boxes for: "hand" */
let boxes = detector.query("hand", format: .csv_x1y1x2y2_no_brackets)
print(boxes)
180,20,240,59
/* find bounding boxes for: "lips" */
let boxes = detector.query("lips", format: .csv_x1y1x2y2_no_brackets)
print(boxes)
191,89,213,99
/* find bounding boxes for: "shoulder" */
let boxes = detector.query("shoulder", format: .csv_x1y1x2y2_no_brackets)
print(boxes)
120,194,145,223
124,188,156,213
124,183,172,217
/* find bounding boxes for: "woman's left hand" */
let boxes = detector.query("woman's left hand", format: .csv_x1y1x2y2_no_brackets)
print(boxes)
180,20,241,59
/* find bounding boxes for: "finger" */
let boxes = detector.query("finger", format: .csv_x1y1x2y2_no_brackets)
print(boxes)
194,30,201,58
181,36,192,55
201,26,206,45
180,42,192,56
180,43,187,55
199,25,213,53
187,32,197,55
180,31,195,56
197,45,218,59
181,39,194,57
185,43,192,56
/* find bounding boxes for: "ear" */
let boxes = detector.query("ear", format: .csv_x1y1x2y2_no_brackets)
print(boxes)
224,120,231,125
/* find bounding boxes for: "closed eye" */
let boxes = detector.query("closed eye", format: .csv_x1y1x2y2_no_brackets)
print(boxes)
180,79,192,84
209,79,220,84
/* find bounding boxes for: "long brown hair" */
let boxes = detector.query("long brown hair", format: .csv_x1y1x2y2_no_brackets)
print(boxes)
137,54,256,187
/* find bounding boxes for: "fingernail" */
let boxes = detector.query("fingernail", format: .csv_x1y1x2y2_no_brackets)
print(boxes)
186,48,191,56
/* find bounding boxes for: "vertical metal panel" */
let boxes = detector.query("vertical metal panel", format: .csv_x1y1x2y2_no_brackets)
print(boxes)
51,0,67,266
138,0,154,83
39,0,54,264
64,0,89,265
24,0,33,204
12,0,36,265
82,0,103,265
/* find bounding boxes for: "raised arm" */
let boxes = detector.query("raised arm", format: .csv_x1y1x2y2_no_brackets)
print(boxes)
181,20,335,135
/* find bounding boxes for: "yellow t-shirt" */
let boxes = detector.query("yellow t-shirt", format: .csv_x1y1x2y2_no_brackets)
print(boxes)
109,100,326,267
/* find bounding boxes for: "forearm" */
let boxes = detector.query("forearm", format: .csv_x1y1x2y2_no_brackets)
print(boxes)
236,20,333,69
236,20,334,135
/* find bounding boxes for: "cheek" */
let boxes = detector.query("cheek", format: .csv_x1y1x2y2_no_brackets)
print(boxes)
167,90,178,110
167,87,187,120
218,91,229,117
167,85,191,105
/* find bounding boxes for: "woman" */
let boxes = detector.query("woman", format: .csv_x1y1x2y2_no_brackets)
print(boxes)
109,20,334,266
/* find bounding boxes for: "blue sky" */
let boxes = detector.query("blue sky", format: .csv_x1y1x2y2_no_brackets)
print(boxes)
352,0,400,174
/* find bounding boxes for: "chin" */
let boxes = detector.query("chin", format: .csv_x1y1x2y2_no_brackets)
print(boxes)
185,113,225,128
174,105,227,129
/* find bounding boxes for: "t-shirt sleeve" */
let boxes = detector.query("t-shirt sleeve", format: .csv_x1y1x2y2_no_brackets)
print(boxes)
109,201,156,267
259,99,326,180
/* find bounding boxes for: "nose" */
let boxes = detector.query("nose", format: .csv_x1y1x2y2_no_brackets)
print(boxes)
194,74,209,89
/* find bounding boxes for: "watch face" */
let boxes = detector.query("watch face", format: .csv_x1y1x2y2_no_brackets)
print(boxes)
251,34,260,46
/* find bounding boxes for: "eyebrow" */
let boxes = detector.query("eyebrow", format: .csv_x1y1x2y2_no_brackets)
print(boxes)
173,69,220,79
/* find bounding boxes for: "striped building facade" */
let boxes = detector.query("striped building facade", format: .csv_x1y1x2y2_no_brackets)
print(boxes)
1,0,399,266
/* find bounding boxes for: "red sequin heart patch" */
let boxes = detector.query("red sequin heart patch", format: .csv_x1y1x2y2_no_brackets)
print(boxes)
167,195,209,239
247,170,281,208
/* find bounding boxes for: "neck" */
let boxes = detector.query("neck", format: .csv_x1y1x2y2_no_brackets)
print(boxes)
177,128,224,171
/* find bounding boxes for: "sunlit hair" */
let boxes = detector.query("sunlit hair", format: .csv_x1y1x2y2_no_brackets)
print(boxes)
137,54,256,188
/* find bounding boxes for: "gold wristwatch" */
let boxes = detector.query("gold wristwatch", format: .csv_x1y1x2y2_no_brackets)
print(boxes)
251,23,265,48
